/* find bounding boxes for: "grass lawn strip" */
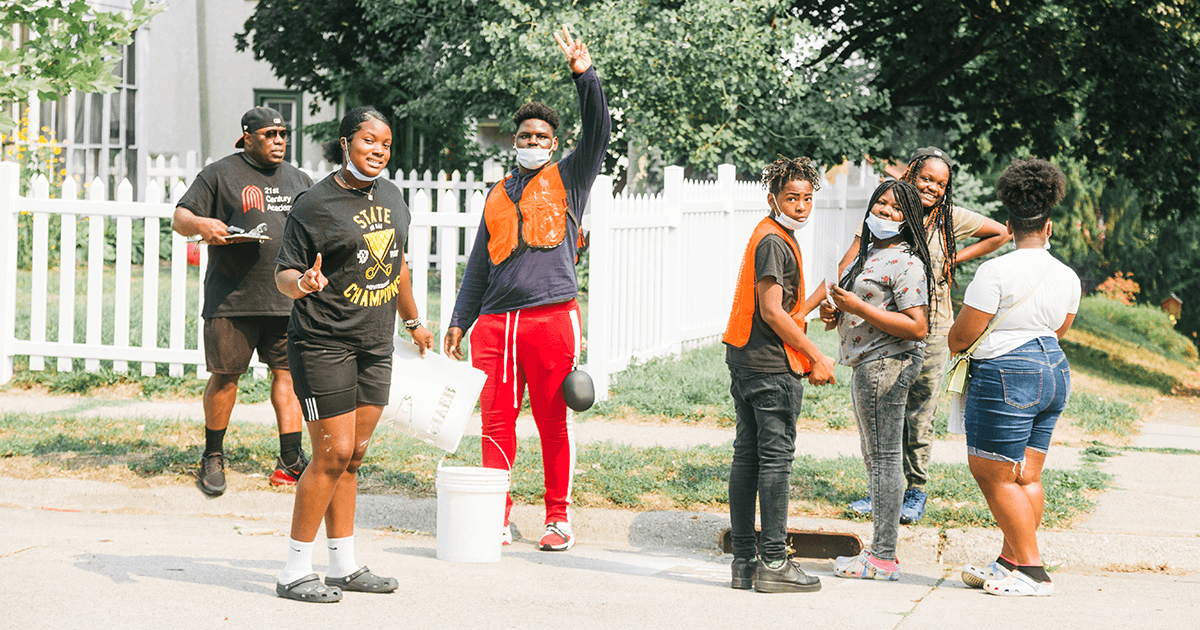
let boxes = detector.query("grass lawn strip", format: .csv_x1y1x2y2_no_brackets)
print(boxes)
0,411,1110,530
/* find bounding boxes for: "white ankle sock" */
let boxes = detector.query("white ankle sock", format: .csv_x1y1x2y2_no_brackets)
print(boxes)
278,538,314,585
326,535,358,579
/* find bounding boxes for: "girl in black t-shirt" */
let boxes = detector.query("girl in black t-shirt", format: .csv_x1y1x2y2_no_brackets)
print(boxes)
272,106,434,603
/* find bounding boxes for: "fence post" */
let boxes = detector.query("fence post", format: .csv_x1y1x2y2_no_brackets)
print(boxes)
585,174,613,401
661,166,684,359
718,164,737,332
113,179,134,372
0,162,18,384
85,177,106,372
58,177,78,372
437,189,459,348
409,189,431,320
29,175,50,372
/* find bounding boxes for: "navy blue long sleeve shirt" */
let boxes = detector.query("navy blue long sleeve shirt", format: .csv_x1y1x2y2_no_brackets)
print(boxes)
449,66,611,331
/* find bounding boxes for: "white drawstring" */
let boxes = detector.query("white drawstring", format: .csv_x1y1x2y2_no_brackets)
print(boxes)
501,311,511,384
512,310,521,408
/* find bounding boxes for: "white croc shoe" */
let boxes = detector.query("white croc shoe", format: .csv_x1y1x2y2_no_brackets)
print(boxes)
962,561,1010,588
983,570,1054,597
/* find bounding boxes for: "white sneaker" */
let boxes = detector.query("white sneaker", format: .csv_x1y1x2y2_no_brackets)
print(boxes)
984,570,1054,597
962,561,1010,588
501,524,512,546
539,522,574,551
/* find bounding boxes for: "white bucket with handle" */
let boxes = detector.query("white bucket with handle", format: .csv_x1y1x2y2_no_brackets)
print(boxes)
379,337,487,454
435,463,511,563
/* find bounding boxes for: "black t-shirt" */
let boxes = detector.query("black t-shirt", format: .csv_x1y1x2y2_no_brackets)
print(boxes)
725,232,800,373
177,153,314,318
275,175,411,354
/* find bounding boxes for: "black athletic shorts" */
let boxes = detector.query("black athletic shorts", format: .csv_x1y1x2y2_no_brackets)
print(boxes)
203,316,290,374
287,337,393,422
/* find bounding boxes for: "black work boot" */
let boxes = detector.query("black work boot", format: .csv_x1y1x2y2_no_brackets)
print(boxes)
731,557,756,590
753,557,821,593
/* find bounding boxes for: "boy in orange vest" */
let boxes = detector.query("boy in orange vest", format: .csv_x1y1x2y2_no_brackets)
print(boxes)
723,157,837,593
443,26,610,551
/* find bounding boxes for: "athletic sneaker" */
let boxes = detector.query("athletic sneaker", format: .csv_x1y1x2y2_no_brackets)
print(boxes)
731,556,756,590
198,452,227,496
270,450,309,487
984,570,1054,597
833,550,900,581
962,561,1010,589
848,495,872,515
899,487,927,524
501,524,512,546
539,522,575,551
753,557,821,593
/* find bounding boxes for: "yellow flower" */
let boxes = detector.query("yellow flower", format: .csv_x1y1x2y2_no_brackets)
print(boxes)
53,147,61,155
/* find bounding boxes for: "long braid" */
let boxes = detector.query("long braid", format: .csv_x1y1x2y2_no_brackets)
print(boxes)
761,155,822,196
901,156,957,287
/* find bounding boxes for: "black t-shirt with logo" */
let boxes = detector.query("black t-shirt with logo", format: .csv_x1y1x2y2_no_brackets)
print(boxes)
725,232,800,374
177,153,314,318
275,175,411,355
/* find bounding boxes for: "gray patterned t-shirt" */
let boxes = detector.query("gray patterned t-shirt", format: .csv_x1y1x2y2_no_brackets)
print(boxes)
837,244,929,368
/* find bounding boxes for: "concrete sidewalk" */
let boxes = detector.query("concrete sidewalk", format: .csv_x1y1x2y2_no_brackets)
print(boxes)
2,391,1199,628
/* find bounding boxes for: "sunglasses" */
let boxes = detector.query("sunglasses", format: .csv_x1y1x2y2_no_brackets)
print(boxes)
254,129,289,140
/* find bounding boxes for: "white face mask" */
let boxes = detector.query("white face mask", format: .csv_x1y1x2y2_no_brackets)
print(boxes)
866,213,904,240
770,195,809,231
515,146,553,170
343,139,384,181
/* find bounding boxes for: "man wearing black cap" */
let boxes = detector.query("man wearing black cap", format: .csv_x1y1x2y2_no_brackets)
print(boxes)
172,106,315,496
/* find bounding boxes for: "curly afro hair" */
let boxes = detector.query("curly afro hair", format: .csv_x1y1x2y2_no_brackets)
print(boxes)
995,158,1066,235
513,102,560,131
760,156,822,196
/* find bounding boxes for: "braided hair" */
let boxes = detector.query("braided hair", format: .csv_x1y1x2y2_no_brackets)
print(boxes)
995,158,1065,237
761,156,822,196
901,155,956,287
840,180,936,333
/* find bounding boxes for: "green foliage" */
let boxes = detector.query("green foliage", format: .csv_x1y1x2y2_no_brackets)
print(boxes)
1063,392,1140,438
0,0,163,129
1074,296,1198,363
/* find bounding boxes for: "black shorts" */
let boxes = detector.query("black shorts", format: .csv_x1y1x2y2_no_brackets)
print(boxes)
287,338,393,422
203,316,290,374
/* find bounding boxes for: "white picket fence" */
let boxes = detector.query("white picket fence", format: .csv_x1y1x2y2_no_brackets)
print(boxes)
0,159,877,400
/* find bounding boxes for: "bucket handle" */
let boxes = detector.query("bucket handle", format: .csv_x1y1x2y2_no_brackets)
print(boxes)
438,433,513,472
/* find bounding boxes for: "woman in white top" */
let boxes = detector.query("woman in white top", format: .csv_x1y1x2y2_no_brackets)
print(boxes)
948,158,1080,598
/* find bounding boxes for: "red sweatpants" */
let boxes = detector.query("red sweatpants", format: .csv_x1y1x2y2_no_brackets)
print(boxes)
470,299,581,525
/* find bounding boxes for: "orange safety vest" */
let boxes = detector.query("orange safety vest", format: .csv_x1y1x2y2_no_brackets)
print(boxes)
484,163,570,265
722,216,812,376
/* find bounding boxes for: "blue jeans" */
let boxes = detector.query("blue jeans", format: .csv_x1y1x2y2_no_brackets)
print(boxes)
851,350,923,562
965,337,1070,463
728,368,804,562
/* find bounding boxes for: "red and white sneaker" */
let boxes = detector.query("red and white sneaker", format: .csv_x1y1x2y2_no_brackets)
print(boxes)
501,524,512,546
539,522,574,551
269,451,308,487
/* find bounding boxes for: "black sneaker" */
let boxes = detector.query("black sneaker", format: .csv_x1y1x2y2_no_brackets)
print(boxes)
753,557,822,593
199,452,227,496
731,557,756,590
270,450,309,487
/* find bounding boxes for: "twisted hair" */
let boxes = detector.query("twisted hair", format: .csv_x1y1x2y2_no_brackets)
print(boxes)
322,105,391,164
840,180,936,333
760,156,822,196
901,155,956,287
996,158,1065,236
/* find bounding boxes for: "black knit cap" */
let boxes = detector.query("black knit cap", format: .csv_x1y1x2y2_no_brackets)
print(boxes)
910,146,953,169
234,106,288,148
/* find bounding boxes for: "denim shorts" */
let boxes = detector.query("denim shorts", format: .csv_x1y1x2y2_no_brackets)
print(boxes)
964,337,1070,463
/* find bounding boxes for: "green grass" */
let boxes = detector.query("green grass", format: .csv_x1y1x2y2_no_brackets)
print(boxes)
0,412,1110,528
588,325,854,428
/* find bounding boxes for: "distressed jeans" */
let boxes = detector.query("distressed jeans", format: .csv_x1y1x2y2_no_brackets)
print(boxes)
728,367,804,562
903,334,948,490
852,350,923,561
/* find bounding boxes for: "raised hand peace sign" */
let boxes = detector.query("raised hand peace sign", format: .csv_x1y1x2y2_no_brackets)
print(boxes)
554,24,592,74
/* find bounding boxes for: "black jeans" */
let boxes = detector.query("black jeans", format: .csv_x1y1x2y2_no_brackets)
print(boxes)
728,367,804,562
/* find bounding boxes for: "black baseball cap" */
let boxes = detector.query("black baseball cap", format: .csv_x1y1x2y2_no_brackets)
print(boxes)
910,146,953,169
234,107,288,148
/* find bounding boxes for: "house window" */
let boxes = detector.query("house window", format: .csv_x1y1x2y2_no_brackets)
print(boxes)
255,90,302,164
36,31,139,199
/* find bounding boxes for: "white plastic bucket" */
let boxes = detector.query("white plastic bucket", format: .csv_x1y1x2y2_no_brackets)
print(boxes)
379,337,488,453
435,466,511,563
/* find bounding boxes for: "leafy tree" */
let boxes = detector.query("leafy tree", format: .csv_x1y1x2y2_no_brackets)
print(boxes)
0,0,163,130
797,0,1200,220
